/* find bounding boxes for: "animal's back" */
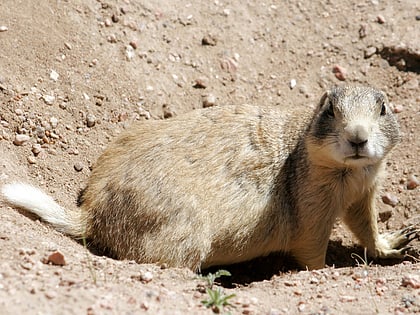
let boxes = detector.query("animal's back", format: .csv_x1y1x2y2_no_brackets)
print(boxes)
79,104,311,268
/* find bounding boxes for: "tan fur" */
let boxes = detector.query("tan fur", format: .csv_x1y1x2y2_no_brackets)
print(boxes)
3,86,417,271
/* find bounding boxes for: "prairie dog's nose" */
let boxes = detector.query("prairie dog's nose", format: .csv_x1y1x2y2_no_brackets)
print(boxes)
345,124,369,148
348,137,368,148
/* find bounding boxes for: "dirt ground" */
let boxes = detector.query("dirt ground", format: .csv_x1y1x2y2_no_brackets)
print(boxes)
0,0,419,314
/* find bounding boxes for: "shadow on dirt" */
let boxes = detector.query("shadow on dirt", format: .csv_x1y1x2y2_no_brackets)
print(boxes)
203,240,413,288
378,45,420,73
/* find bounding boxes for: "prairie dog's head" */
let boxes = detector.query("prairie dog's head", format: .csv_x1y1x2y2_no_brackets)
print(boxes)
307,86,400,168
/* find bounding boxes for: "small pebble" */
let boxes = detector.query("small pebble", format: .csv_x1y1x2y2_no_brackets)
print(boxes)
89,59,98,67
364,46,376,59
42,94,55,105
340,295,357,302
393,104,403,113
193,78,207,89
111,14,119,23
107,34,117,43
284,280,296,287
289,79,297,89
35,126,46,139
406,174,419,190
202,34,217,46
50,117,58,128
45,291,57,299
129,40,137,49
68,148,80,155
140,271,153,283
46,251,66,266
140,302,149,310
297,302,305,312
50,70,59,82
86,114,96,127
381,193,398,206
162,104,175,119
310,277,319,284
0,26,8,32
27,156,36,164
358,24,367,38
401,275,420,289
377,15,386,24
13,134,30,146
138,107,151,119
74,162,84,172
332,65,347,81
32,144,42,156
125,45,135,60
220,58,238,73
104,18,112,27
202,94,216,107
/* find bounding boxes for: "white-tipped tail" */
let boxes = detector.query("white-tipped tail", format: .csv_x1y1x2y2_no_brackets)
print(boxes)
1,183,81,236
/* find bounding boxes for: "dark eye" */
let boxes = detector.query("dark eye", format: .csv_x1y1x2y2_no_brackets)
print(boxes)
380,102,386,116
326,101,335,118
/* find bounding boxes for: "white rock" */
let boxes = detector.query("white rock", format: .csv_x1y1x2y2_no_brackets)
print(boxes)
203,94,216,107
125,45,135,60
50,70,59,82
50,117,58,128
289,79,297,89
140,271,153,282
42,94,55,105
86,114,96,128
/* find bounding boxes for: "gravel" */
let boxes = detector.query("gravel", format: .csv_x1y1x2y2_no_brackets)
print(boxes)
381,192,399,206
45,251,66,266
406,174,419,190
13,134,30,146
86,114,96,128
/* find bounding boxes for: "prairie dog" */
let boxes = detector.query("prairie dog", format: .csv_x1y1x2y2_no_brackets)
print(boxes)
2,86,418,271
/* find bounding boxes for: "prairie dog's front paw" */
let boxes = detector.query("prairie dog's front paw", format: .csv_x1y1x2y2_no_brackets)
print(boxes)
373,227,419,259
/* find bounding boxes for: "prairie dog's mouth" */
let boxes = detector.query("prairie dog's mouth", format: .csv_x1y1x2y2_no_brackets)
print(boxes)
344,154,368,161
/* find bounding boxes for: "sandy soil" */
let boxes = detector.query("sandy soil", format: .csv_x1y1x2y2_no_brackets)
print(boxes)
0,0,419,314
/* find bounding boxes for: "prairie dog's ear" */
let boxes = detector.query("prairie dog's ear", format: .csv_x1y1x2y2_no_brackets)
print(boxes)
318,90,330,108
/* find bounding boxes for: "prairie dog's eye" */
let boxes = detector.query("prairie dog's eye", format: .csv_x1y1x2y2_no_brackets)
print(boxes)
326,100,335,118
380,102,386,116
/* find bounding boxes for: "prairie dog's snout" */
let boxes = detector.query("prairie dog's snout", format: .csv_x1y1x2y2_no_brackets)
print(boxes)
345,123,369,148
